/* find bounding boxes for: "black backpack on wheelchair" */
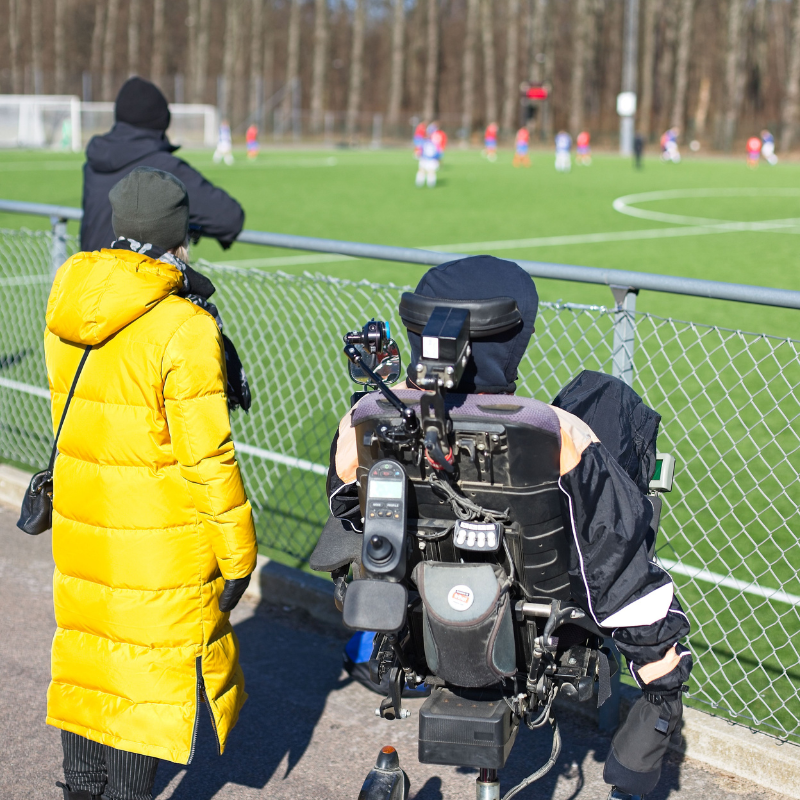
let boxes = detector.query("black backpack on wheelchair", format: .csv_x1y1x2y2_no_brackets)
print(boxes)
311,295,664,800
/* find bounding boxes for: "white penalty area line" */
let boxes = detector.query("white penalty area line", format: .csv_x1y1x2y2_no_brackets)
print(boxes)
658,557,800,607
217,218,800,270
233,441,328,476
219,188,800,268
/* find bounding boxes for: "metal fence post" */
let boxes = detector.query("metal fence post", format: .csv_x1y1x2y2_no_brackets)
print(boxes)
603,285,639,732
50,215,68,279
611,285,638,385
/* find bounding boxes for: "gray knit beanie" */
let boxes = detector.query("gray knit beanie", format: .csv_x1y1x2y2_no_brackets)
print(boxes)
109,167,189,250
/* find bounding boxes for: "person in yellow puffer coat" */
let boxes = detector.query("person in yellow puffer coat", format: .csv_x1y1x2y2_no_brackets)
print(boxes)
44,167,258,800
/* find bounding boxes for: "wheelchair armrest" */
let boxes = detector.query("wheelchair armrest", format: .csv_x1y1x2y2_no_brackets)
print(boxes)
309,514,363,573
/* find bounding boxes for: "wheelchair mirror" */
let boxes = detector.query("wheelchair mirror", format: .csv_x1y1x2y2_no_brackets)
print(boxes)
348,338,402,387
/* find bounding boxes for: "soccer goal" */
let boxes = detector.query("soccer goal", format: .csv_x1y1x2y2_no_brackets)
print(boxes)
0,96,218,151
0,95,82,151
80,102,218,149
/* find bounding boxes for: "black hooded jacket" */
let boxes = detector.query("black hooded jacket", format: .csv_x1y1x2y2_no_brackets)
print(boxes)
80,123,244,252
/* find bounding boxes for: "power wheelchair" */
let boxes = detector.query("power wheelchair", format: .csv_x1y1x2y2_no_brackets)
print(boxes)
310,295,672,800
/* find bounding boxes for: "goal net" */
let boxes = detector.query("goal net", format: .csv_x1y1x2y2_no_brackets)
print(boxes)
80,102,218,150
0,95,81,151
0,96,218,151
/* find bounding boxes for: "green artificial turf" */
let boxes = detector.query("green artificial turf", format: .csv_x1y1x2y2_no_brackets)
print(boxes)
0,146,798,336
0,146,798,740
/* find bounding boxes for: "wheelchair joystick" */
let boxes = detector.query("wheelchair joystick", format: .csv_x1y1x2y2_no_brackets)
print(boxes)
366,535,393,564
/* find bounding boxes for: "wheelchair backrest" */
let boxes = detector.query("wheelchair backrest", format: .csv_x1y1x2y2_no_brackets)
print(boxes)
351,389,572,604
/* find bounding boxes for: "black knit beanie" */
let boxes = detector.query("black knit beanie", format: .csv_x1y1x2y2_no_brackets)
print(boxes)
110,167,189,250
115,77,171,131
405,255,539,394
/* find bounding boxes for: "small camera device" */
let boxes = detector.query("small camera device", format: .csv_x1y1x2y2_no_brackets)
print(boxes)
399,293,522,391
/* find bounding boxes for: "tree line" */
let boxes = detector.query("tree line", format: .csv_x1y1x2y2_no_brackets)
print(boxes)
4,0,800,150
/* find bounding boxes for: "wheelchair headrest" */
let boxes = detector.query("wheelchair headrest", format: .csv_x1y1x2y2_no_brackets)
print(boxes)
399,294,522,337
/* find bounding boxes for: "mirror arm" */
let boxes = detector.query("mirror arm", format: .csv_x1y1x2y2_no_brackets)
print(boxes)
344,344,419,433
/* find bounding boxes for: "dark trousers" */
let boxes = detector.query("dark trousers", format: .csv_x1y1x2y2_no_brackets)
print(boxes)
61,731,159,800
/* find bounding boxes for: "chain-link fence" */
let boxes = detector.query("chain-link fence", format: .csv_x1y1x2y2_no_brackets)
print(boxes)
0,227,798,745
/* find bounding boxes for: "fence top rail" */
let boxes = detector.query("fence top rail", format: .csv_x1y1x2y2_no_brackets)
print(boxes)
2,198,799,310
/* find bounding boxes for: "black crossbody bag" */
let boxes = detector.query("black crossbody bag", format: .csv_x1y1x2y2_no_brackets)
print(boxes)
17,346,91,535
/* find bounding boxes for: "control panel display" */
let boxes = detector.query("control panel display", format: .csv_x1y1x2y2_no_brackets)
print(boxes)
362,461,408,581
368,479,403,499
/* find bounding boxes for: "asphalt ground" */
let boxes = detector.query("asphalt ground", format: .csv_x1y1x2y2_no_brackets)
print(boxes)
0,505,790,800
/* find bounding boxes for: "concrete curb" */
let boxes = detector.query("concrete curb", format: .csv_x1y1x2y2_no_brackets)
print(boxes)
0,463,30,511
245,553,341,629
1,461,798,796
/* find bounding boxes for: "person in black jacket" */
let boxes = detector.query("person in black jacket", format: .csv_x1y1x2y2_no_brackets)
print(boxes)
80,77,244,252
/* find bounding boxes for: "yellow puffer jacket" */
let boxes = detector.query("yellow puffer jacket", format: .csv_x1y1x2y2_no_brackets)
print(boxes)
43,249,258,764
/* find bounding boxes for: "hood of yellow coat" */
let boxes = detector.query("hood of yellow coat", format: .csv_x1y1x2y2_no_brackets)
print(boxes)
46,249,184,345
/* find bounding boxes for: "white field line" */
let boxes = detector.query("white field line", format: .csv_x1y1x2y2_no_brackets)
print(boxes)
234,441,328,475
658,557,800,607
0,274,50,286
204,156,339,170
0,377,49,399
220,189,800,268
219,219,800,269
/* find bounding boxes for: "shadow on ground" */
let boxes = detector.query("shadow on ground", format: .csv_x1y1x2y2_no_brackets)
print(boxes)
153,601,350,799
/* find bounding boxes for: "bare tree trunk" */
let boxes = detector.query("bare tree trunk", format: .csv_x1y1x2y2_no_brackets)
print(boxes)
386,0,406,129
481,0,498,125
423,0,439,120
31,0,43,93
263,2,275,101
152,0,167,89
569,0,589,134
638,0,657,138
670,0,694,133
346,0,366,138
542,0,555,140
232,1,248,125
720,0,745,151
250,0,265,123
310,0,329,132
754,0,768,109
781,0,800,150
656,0,677,133
501,0,520,134
54,0,68,93
694,75,711,136
102,0,121,99
193,0,211,102
282,0,301,124
222,0,241,120
529,0,547,84
187,0,199,95
461,0,480,140
128,0,141,77
773,0,788,99
9,0,22,94
90,0,106,95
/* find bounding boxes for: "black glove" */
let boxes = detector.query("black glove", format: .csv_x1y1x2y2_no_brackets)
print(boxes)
218,575,251,613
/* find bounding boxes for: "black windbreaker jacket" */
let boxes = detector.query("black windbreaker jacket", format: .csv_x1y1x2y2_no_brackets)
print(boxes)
80,122,244,252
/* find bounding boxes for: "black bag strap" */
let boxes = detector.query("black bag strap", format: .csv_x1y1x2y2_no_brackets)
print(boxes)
47,346,91,473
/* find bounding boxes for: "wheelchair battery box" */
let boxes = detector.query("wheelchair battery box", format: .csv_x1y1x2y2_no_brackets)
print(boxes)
418,687,519,769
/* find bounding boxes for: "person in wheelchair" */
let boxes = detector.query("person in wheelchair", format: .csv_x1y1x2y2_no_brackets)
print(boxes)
321,255,692,800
